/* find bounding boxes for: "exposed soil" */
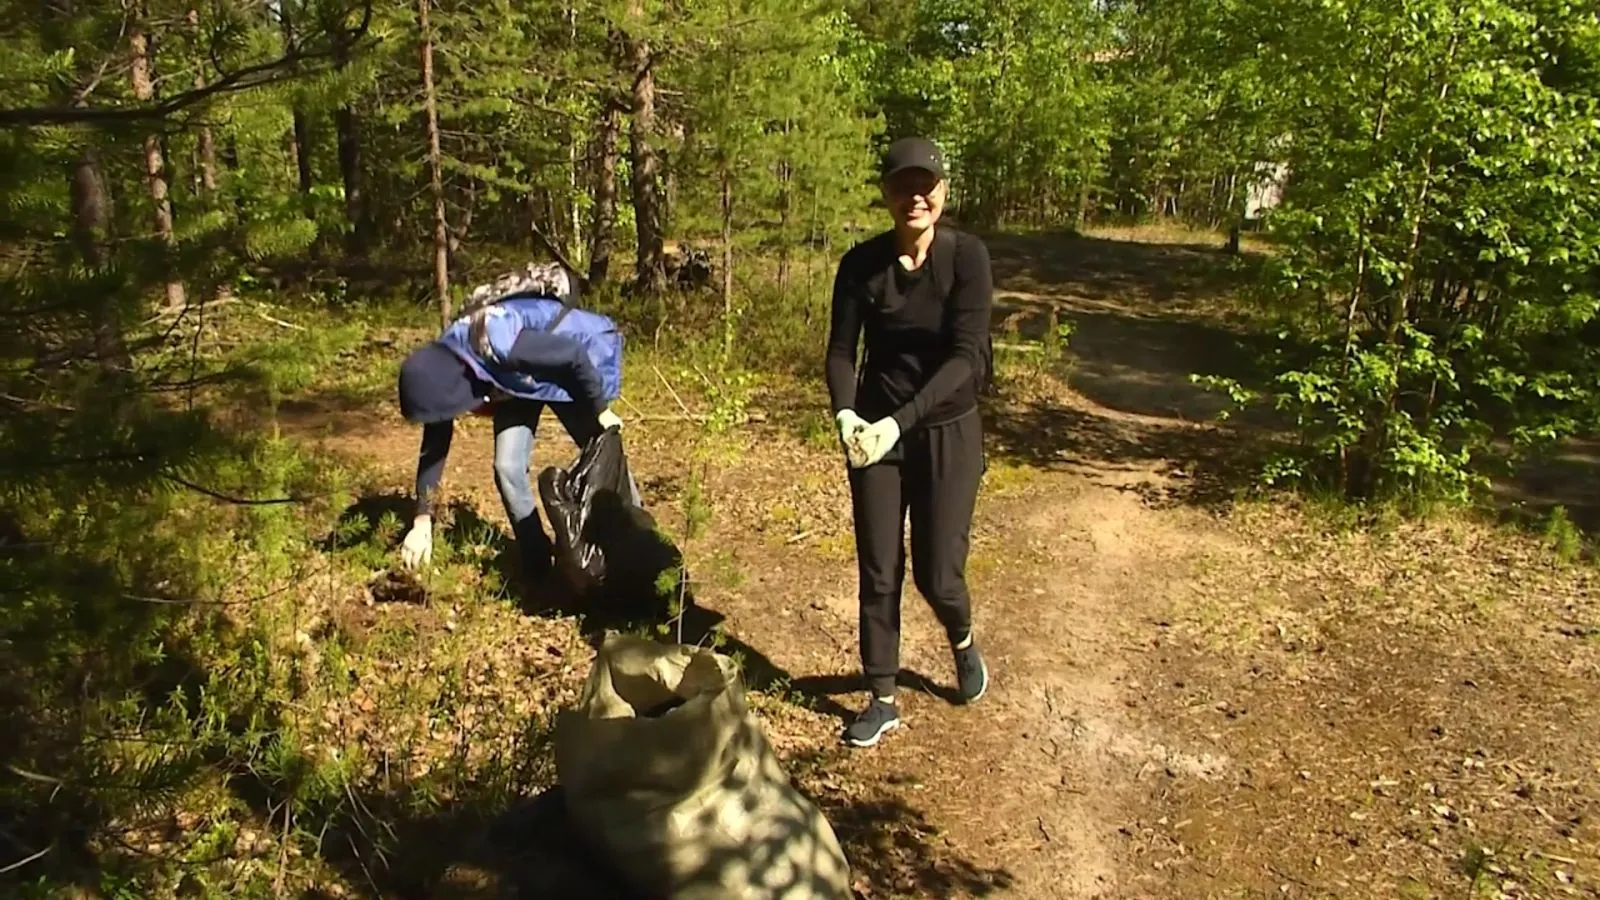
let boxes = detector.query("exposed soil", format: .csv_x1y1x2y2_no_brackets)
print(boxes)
279,228,1600,899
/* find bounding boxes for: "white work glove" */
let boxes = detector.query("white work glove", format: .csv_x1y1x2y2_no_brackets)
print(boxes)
598,408,623,431
835,409,869,467
400,516,433,570
853,416,902,467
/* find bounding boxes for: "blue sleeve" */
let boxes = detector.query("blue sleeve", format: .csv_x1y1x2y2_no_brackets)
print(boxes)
415,420,453,517
504,330,608,416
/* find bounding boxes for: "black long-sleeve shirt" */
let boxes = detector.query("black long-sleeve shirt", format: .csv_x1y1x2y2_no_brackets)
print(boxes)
826,226,993,431
414,329,607,517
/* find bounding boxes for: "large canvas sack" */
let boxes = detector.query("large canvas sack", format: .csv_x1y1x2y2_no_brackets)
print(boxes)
554,635,852,900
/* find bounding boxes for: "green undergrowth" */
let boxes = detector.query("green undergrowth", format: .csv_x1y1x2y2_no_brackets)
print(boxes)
1228,484,1600,576
1,387,580,897
0,294,553,897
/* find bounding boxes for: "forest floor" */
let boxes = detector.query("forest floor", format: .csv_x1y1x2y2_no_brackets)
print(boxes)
274,226,1600,899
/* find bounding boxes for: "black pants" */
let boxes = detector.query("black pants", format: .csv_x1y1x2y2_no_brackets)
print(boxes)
848,409,984,699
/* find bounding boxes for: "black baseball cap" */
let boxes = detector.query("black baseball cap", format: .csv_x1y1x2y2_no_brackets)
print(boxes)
880,136,947,181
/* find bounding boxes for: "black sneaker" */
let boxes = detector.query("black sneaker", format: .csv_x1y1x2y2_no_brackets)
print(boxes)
512,518,554,574
520,540,554,582
953,638,989,704
843,699,900,748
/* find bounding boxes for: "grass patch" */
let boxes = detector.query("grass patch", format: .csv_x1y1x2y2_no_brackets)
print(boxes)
814,532,855,561
981,458,1046,497
1540,505,1584,563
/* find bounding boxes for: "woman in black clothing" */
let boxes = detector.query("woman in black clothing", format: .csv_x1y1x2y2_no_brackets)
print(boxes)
826,136,993,748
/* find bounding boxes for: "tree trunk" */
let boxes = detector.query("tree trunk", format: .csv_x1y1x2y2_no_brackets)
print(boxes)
280,2,315,219
329,4,367,258
290,112,313,212
188,8,217,200
418,0,449,326
1223,170,1240,254
321,0,368,255
222,135,246,224
129,18,186,309
196,118,218,198
777,214,790,294
720,162,734,364
335,108,365,255
662,118,684,235
448,180,475,259
70,151,107,270
70,149,128,370
160,131,179,224
806,184,820,322
565,2,582,267
625,0,666,295
569,139,583,269
776,122,792,293
55,1,128,369
587,100,621,286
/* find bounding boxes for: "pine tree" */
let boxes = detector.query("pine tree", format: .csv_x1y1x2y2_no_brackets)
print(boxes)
624,0,669,294
418,0,450,324
662,0,879,360
129,7,187,309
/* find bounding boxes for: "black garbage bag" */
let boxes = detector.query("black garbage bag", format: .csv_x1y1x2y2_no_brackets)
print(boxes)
538,427,684,618
538,425,634,583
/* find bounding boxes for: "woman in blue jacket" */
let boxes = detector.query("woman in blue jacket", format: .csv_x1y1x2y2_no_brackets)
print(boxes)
394,266,630,582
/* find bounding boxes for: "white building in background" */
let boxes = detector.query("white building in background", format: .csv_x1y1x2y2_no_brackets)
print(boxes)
1245,160,1289,220
1243,132,1294,223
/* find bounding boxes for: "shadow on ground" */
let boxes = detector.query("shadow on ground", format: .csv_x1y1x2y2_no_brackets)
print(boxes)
321,492,415,551
980,230,1265,308
322,495,525,598
1489,437,1600,540
978,231,1280,427
818,785,1016,899
291,588,1009,900
306,761,1014,899
789,670,962,708
274,390,397,437
301,783,640,899
322,490,869,725
984,398,1271,511
991,295,1279,425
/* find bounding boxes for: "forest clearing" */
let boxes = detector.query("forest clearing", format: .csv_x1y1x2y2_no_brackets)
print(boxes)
4,0,1599,897
251,225,1597,900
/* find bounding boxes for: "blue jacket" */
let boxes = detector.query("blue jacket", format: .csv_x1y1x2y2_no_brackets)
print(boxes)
438,295,623,407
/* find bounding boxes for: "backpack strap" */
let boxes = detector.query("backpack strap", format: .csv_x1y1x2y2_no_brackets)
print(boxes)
929,227,994,394
931,226,958,298
547,267,585,334
544,296,577,334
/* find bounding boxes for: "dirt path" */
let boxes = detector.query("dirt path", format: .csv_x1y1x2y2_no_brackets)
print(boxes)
282,228,1599,899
